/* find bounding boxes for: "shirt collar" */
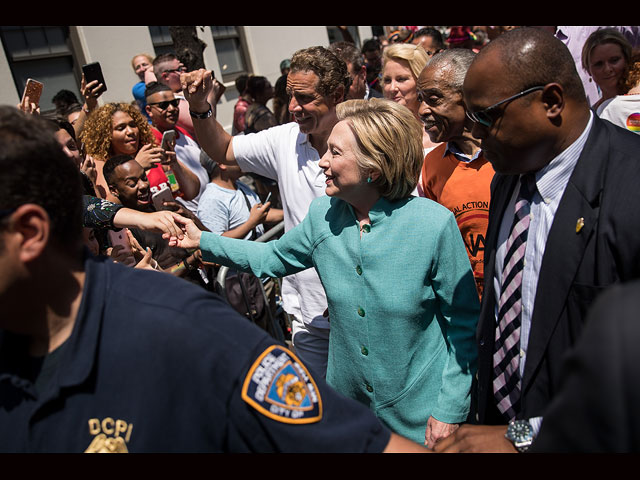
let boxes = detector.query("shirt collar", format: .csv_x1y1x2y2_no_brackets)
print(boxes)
444,141,483,163
533,110,594,202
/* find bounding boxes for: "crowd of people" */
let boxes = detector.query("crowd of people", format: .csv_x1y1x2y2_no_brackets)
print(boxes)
3,25,640,453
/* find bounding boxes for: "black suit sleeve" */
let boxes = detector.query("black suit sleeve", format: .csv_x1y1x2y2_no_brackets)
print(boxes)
531,281,640,452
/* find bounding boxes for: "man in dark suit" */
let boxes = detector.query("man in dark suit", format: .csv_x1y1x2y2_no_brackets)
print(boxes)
531,280,640,452
433,27,640,453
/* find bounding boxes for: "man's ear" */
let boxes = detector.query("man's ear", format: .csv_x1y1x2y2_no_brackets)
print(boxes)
8,204,50,263
331,84,347,104
108,183,120,199
145,104,153,117
541,83,565,120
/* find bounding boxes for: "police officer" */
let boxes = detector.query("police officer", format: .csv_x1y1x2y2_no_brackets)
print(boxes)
0,106,425,453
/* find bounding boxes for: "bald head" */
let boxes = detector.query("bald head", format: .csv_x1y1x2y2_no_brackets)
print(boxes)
474,27,587,103
463,27,592,175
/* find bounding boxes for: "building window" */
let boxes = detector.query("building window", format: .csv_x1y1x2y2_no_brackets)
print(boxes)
0,26,79,113
210,26,249,83
148,26,175,57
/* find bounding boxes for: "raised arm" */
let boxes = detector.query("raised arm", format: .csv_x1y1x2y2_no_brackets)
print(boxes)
180,69,237,167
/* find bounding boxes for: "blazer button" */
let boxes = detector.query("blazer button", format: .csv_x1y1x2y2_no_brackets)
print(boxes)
361,346,368,356
356,265,363,275
365,383,373,393
357,307,365,317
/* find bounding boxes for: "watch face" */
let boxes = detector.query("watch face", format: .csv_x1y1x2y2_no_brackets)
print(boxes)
507,420,533,451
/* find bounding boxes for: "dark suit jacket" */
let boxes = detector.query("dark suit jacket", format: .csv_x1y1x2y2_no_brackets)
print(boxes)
531,280,640,452
472,115,640,425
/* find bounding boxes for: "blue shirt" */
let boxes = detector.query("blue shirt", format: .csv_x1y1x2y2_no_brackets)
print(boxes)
0,254,391,452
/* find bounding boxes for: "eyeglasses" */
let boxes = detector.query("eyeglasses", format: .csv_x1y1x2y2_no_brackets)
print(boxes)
466,86,545,128
148,99,180,110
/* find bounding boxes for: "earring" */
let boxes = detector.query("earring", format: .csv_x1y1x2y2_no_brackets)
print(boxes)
367,176,372,184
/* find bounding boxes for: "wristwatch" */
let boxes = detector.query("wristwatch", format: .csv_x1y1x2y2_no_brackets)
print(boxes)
505,419,534,452
189,104,212,119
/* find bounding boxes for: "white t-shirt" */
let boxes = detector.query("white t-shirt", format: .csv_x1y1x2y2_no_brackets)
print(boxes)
597,94,640,134
173,129,210,214
232,123,329,328
197,181,264,240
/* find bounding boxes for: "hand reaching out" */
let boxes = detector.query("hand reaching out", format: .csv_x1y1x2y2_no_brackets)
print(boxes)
164,212,203,250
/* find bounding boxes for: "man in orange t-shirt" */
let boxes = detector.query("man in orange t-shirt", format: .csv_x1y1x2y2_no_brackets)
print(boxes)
417,48,494,299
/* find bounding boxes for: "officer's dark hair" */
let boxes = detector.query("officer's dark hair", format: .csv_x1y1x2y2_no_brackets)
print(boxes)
145,81,172,99
0,106,83,249
103,154,137,187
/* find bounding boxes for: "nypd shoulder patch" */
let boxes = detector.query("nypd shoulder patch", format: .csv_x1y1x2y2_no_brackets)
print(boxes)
242,345,323,424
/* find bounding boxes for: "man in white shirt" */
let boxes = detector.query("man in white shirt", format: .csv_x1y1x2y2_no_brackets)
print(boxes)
179,46,351,377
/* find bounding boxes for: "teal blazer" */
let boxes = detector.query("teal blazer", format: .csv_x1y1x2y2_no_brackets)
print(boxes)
200,195,479,443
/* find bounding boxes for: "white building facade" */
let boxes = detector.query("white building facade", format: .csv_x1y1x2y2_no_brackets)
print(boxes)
0,26,378,132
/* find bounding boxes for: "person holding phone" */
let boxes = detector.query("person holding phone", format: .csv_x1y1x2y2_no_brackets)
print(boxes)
145,82,209,215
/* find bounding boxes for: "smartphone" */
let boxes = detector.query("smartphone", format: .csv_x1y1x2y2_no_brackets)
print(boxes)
82,62,107,94
161,129,176,150
22,78,44,107
107,229,135,266
152,186,175,211
264,192,272,205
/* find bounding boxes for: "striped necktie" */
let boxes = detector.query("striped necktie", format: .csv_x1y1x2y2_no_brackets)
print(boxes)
493,173,536,422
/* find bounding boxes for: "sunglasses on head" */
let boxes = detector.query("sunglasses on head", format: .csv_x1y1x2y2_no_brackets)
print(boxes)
466,85,545,128
148,99,180,110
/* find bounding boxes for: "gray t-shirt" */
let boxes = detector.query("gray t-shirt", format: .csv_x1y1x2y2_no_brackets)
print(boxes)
197,181,264,240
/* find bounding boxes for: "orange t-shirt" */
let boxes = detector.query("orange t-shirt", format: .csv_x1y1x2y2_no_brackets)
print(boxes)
420,143,495,299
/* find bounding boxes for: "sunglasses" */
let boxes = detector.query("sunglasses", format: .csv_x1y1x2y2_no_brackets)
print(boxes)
148,99,180,110
466,86,545,128
163,67,187,75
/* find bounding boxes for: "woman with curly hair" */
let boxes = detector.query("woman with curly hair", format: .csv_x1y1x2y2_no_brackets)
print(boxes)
80,102,164,200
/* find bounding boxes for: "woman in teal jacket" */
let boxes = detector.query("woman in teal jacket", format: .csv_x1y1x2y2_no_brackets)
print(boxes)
169,98,479,446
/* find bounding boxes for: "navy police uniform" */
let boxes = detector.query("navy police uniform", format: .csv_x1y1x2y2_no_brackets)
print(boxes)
0,255,391,453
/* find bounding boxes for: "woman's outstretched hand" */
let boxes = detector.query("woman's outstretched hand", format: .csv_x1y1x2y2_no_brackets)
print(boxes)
164,212,203,250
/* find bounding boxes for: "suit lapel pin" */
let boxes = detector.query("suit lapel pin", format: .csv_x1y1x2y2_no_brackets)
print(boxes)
576,217,585,233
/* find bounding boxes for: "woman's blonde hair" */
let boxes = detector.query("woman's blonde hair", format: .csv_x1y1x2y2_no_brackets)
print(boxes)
80,102,155,160
336,98,423,201
382,43,430,80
